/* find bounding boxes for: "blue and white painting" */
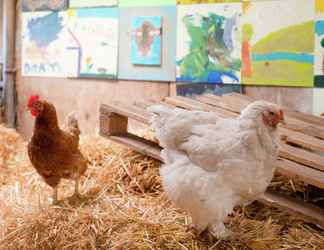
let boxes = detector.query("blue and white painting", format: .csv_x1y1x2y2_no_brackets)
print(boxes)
131,16,162,66
22,0,68,12
67,8,119,78
22,11,68,77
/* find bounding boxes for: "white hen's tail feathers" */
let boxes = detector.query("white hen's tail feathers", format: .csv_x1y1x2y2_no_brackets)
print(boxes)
148,105,220,150
66,112,81,140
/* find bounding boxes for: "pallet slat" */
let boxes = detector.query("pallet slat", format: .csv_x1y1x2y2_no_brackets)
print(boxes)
101,103,149,125
276,159,324,189
259,191,324,227
101,132,162,161
280,128,324,153
197,94,324,145
164,96,236,118
279,144,324,172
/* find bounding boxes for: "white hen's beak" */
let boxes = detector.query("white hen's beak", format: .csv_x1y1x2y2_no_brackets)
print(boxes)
278,109,286,125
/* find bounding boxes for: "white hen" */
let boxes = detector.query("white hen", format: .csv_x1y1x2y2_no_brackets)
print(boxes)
148,101,284,237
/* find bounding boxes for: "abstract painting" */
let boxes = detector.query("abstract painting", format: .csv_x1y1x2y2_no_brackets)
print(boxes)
176,3,242,84
177,0,240,4
316,0,324,13
119,0,176,7
242,0,315,87
118,6,176,81
22,11,68,77
315,2,324,87
67,8,119,79
69,0,118,8
22,0,68,12
131,16,162,66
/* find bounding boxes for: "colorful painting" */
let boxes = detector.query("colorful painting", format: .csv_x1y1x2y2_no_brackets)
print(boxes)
119,0,176,7
22,11,68,77
314,20,324,87
22,0,68,12
315,4,324,87
177,0,240,4
69,0,118,8
67,8,119,79
118,6,176,81
242,0,315,87
316,0,324,13
176,3,242,84
131,16,162,66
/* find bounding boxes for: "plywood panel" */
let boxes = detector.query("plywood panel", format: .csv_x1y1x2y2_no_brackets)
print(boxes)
244,86,313,114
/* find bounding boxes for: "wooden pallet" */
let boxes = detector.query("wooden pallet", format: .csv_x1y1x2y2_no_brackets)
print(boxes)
99,94,324,227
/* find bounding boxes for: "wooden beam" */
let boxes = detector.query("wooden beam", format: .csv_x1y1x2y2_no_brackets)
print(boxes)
100,103,149,125
279,144,324,172
2,0,17,127
102,132,162,161
280,127,324,153
276,159,324,189
164,96,236,118
259,191,324,227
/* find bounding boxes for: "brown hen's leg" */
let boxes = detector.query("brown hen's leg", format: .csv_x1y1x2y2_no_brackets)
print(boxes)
73,177,82,199
52,186,58,205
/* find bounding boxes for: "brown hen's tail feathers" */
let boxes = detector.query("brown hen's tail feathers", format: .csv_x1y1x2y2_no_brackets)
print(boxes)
66,112,81,139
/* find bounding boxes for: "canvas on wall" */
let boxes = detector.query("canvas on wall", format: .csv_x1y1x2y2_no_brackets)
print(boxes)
177,0,240,4
69,0,118,8
22,0,68,12
118,6,177,81
67,8,119,79
242,0,315,87
131,16,162,66
22,11,68,77
176,3,242,84
119,0,176,7
315,1,324,87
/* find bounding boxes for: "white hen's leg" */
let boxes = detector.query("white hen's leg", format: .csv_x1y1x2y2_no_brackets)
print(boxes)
209,222,232,238
187,213,209,234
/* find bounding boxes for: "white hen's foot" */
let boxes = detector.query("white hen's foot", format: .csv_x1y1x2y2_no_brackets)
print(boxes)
186,223,206,235
209,222,233,238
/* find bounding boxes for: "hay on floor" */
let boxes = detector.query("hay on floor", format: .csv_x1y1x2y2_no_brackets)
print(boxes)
0,124,323,250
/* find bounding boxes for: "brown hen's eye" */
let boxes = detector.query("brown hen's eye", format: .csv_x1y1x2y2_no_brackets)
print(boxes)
269,112,275,115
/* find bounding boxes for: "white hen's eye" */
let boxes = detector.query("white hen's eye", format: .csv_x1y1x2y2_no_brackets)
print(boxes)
269,111,275,115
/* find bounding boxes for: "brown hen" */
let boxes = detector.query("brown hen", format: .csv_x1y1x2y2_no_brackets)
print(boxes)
27,95,87,204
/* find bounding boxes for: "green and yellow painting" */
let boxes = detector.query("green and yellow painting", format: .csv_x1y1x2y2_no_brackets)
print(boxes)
316,0,324,13
177,3,242,84
242,0,315,87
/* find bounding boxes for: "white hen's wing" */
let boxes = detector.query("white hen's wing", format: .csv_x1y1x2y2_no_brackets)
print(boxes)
179,119,259,172
148,105,222,150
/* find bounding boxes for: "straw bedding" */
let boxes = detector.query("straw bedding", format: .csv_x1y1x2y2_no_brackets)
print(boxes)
0,124,323,249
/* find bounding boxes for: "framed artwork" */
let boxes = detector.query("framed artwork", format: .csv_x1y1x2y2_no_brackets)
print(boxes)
131,16,162,66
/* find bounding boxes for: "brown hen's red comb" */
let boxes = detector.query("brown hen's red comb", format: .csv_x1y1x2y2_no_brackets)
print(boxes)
28,95,40,108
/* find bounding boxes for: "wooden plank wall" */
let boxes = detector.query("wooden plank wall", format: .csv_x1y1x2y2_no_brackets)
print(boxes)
244,86,314,114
